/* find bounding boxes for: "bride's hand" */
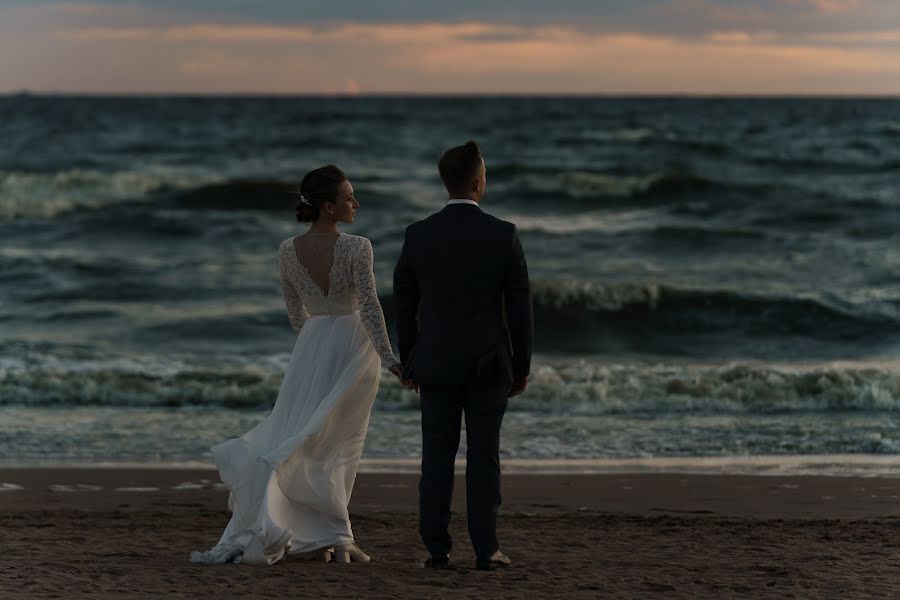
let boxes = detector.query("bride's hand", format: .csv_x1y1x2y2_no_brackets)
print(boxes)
389,364,419,393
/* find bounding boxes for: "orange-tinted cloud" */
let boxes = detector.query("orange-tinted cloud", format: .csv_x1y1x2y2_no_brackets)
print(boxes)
805,0,864,15
2,12,899,94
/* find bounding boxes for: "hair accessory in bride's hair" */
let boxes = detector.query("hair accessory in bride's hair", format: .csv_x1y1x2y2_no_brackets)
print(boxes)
298,193,312,206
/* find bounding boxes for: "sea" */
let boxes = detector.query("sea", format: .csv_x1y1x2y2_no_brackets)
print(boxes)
2,95,899,474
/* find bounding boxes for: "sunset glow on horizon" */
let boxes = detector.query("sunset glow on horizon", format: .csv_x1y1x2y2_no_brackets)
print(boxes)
2,1,900,95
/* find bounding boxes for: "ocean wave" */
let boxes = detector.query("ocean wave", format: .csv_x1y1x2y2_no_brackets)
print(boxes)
556,127,657,145
0,345,286,409
0,171,316,221
64,277,892,356
19,276,897,355
505,210,774,243
528,278,894,331
173,180,298,211
0,364,281,409
746,153,900,174
641,225,766,247
494,166,717,204
171,179,400,211
519,280,898,351
530,279,663,313
5,263,897,355
0,169,207,219
396,280,900,354
3,347,899,415
485,360,900,416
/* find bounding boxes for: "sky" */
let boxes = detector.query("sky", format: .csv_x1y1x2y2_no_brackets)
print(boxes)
1,0,900,94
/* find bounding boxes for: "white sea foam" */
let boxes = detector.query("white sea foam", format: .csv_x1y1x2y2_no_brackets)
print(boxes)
4,347,900,415
356,455,900,477
8,455,900,477
0,169,211,219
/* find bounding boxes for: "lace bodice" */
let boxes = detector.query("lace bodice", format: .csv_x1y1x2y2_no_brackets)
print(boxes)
278,233,398,369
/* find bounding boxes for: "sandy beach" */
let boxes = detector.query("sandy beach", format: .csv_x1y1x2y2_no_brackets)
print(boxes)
1,467,899,599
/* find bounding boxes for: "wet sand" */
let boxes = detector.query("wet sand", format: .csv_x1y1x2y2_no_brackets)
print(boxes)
1,468,899,599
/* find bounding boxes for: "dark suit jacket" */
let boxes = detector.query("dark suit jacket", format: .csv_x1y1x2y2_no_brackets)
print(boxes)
393,203,533,385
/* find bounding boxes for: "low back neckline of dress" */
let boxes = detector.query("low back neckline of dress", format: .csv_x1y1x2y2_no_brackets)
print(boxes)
290,232,345,298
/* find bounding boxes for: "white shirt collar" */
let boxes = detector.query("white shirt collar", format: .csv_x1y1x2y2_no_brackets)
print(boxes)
446,198,480,207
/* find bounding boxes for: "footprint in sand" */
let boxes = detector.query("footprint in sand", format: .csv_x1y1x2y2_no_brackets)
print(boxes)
173,481,207,490
48,484,104,492
49,484,77,492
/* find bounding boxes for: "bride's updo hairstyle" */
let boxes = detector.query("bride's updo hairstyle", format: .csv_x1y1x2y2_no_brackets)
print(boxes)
295,165,347,223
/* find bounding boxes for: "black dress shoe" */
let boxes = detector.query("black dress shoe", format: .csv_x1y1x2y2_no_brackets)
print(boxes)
423,554,451,569
475,550,511,571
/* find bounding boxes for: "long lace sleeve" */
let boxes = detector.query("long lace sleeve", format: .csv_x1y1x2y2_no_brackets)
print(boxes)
352,238,399,368
278,245,309,334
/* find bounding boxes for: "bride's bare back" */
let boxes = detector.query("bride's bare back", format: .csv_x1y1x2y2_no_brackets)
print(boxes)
292,233,341,296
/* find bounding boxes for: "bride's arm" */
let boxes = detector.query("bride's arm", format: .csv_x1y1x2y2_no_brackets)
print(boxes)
279,247,309,334
352,238,400,369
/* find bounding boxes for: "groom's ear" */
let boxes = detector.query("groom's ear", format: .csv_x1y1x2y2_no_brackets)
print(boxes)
473,158,486,194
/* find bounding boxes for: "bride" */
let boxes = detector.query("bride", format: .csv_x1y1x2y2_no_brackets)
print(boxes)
191,165,403,566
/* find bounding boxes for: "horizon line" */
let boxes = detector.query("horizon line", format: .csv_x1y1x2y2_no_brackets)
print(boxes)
3,90,900,99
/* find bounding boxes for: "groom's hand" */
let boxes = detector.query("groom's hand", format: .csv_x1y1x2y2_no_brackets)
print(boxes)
508,376,528,398
389,365,419,393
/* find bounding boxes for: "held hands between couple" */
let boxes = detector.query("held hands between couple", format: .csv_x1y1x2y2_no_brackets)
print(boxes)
388,365,419,393
387,365,527,398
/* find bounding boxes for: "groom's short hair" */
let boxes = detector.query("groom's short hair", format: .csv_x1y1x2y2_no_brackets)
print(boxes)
438,141,482,196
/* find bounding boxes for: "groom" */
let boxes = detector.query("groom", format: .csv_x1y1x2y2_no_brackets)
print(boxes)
393,140,533,571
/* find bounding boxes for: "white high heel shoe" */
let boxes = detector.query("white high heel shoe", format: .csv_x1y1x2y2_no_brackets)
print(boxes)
333,543,371,563
293,547,334,562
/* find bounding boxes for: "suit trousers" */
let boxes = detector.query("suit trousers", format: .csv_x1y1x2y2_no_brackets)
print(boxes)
418,381,508,562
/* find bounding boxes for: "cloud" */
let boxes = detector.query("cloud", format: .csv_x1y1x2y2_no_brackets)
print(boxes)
60,20,900,49
2,1,900,93
60,22,562,46
805,0,864,14
8,0,900,35
14,22,899,93
707,27,900,46
63,24,319,42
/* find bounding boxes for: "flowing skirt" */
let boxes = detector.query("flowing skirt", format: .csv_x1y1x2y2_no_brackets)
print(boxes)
190,311,381,565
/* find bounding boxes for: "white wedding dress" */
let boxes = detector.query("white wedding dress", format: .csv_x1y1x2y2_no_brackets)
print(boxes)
190,233,399,566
